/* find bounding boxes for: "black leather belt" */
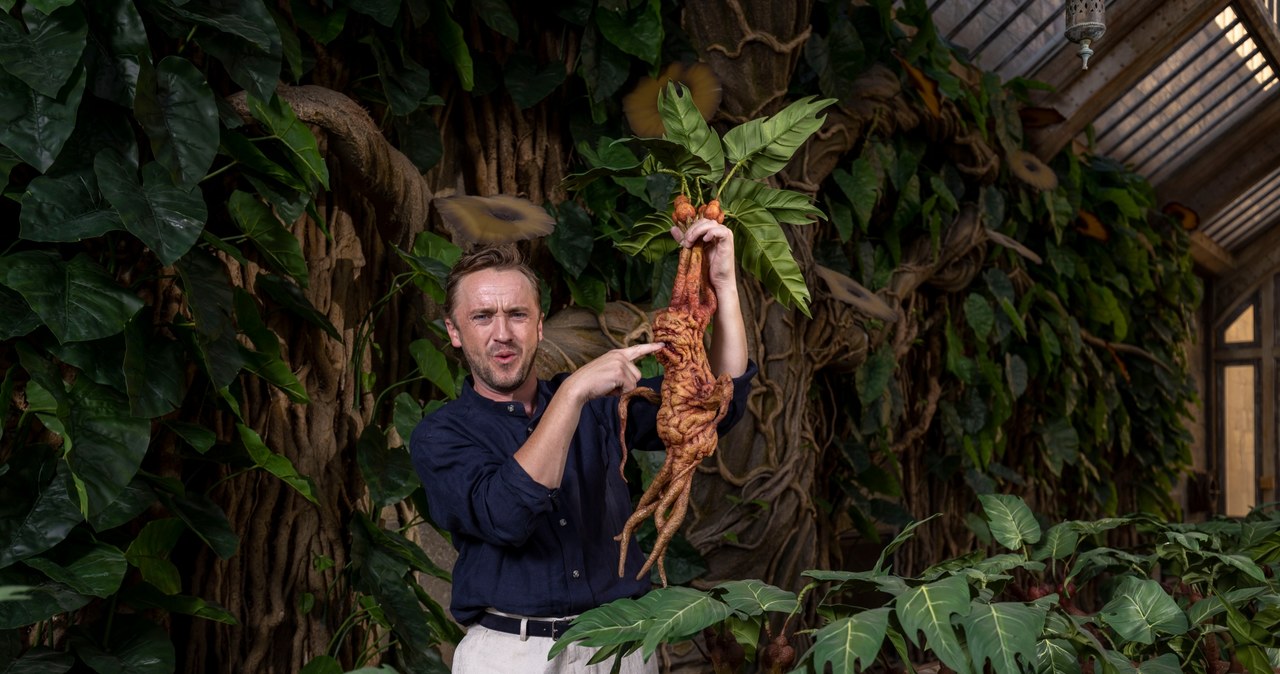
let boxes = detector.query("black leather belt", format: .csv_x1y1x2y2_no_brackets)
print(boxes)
477,612,574,640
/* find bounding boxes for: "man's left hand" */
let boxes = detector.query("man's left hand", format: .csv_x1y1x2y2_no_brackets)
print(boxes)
670,217,737,296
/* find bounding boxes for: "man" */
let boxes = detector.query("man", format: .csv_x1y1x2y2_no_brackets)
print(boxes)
410,217,756,672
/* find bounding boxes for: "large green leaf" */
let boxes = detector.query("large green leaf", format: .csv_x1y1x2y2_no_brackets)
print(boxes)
237,424,318,504
959,601,1045,674
615,211,679,263
396,229,461,303
159,0,281,101
254,273,341,342
620,137,711,177
1098,577,1187,644
356,514,451,583
0,569,89,628
560,137,644,192
157,489,238,560
657,82,722,182
0,60,85,172
1208,551,1267,583
980,494,1042,550
176,249,245,388
367,37,434,116
246,93,329,191
64,377,151,517
123,310,186,418
196,23,281,104
84,0,150,106
120,583,237,625
134,56,219,185
228,190,308,285
356,425,418,509
219,128,306,193
19,171,120,242
0,287,40,340
807,607,890,673
1036,638,1080,674
727,201,811,315
0,465,82,569
348,517,448,672
71,616,175,674
0,251,142,344
344,0,398,25
86,476,155,532
22,542,126,598
428,0,473,90
831,157,881,233
96,152,207,266
896,575,972,674
0,6,86,99
504,53,565,110
409,339,456,398
714,579,797,617
1134,654,1182,674
551,593,663,659
595,0,662,65
547,200,595,279
722,96,834,180
124,519,184,595
719,179,824,226
1186,587,1267,625
393,393,424,448
46,97,136,177
0,646,73,674
160,0,277,49
640,587,733,658
1032,522,1081,562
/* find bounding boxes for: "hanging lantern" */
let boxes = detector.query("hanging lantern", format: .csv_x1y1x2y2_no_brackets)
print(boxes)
1065,0,1106,70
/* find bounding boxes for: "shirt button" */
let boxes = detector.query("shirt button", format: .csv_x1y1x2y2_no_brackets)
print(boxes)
507,404,514,412
572,570,580,578
559,518,567,526
527,426,533,433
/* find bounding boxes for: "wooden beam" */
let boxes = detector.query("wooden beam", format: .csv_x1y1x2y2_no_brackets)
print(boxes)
1236,0,1280,75
1155,97,1280,229
1027,0,1232,159
1190,231,1235,276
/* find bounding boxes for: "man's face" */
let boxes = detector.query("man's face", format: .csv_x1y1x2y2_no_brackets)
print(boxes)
445,268,543,399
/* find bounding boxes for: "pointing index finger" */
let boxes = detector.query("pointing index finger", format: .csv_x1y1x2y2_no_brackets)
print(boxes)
622,342,666,361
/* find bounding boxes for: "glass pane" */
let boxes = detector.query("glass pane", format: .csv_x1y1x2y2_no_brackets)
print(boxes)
1224,304,1256,344
1223,364,1258,517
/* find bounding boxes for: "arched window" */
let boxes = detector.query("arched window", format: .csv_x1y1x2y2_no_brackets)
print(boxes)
1214,277,1279,516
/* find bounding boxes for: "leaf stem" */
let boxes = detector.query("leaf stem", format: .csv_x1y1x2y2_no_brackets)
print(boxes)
715,162,744,203
201,161,238,184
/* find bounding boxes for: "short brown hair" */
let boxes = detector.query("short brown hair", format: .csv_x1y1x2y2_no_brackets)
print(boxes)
443,245,541,318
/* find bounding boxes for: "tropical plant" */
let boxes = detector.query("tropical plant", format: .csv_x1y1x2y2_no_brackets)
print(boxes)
0,0,1204,670
563,82,834,315
552,494,1280,673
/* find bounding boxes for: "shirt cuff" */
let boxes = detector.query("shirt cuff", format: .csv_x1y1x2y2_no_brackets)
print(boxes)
498,455,557,513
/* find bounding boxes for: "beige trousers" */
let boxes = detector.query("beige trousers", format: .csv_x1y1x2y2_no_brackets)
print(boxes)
450,623,658,673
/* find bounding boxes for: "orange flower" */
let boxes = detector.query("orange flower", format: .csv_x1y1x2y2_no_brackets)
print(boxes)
1076,210,1109,241
893,52,941,118
622,62,722,137
1162,202,1200,231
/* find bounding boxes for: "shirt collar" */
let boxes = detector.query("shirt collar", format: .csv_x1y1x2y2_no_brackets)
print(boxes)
459,375,552,418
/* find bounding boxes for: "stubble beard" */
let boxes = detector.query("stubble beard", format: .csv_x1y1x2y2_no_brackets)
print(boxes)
469,347,537,395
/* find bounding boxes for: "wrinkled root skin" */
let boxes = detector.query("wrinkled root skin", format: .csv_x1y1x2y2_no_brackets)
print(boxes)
616,243,734,586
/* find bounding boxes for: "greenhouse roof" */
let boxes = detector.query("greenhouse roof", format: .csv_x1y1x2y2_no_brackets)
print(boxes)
931,0,1280,274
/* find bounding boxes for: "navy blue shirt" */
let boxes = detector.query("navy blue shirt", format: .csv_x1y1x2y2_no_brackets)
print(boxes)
410,361,757,625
